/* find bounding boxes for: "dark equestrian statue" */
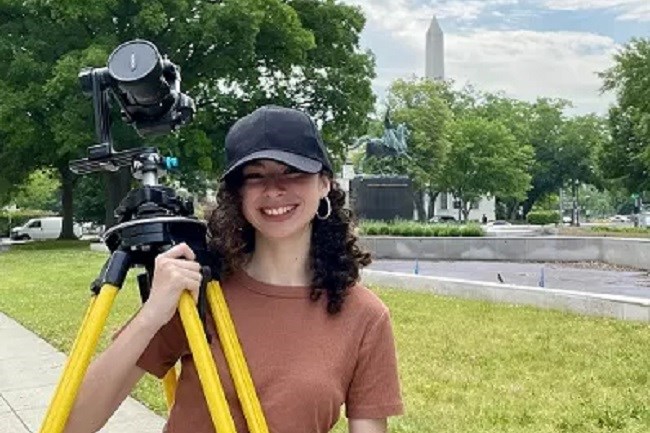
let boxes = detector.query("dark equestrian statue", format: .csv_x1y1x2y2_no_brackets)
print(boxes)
351,109,410,172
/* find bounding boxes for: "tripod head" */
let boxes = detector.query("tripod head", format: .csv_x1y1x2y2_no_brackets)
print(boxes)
69,40,216,294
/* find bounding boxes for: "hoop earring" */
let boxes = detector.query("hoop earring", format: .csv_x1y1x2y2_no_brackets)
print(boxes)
316,196,332,220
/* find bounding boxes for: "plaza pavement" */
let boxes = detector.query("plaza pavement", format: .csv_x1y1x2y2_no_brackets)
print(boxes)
0,312,166,433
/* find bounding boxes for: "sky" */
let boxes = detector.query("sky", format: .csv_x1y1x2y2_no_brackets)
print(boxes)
341,0,650,115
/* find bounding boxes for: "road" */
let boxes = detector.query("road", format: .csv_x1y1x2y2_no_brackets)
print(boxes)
369,259,650,299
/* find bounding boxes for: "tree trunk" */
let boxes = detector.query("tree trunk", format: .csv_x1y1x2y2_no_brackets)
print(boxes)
103,167,133,228
509,204,519,221
427,190,439,218
58,166,77,239
412,188,426,221
462,202,470,222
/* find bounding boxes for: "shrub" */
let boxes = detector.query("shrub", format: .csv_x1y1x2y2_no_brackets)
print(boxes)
589,225,650,234
526,210,560,225
358,220,484,237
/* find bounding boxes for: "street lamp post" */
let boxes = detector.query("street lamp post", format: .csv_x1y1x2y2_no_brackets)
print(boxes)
572,179,580,227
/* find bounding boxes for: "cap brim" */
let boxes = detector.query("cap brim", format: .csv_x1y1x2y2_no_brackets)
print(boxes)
221,150,324,181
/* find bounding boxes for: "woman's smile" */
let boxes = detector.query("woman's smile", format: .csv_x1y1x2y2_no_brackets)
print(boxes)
259,204,299,221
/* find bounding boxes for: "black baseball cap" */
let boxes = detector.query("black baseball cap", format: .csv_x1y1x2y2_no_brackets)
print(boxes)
221,105,333,181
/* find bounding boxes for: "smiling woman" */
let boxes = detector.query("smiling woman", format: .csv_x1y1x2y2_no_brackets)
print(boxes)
61,105,404,433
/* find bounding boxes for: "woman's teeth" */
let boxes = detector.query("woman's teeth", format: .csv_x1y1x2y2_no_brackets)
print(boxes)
262,205,296,216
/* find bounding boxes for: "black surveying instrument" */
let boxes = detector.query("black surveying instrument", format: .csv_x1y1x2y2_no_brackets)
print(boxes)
38,40,269,433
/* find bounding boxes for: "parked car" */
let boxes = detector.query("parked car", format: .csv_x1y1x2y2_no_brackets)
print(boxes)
429,215,457,223
608,215,630,223
489,220,512,226
10,217,82,241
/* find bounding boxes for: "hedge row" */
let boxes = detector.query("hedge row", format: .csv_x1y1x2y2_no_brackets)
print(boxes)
589,225,650,234
526,211,560,225
359,220,484,237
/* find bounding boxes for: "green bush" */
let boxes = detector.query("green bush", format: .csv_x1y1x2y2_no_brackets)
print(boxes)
358,219,484,237
526,210,560,225
0,209,57,237
589,225,650,234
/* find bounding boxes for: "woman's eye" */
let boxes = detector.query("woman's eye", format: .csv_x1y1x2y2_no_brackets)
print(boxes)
243,173,263,180
284,168,305,177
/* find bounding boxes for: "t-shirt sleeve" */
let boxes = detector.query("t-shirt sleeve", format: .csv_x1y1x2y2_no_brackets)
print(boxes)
345,308,404,419
113,311,189,379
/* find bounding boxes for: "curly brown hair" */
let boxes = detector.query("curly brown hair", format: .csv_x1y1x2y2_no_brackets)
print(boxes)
206,173,371,314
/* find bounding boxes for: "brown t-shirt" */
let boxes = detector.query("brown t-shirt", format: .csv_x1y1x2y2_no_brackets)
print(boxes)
136,270,403,433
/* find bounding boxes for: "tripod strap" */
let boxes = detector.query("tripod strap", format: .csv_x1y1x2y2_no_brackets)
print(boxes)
206,280,270,433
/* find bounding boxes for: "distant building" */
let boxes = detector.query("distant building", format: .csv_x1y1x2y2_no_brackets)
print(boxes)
429,193,496,223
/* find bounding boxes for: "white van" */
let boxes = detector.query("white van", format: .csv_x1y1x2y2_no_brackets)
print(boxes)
10,217,83,241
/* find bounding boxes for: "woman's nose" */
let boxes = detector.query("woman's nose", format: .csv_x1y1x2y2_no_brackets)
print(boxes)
261,174,286,193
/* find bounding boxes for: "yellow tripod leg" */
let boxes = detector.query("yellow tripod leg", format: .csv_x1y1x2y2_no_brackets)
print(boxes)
162,368,178,411
178,291,237,433
39,284,119,433
206,281,269,433
39,296,98,432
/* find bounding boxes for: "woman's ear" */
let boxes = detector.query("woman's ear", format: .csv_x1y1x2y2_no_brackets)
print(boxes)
319,174,331,197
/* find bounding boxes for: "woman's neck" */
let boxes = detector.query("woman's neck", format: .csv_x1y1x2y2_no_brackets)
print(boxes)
244,225,313,286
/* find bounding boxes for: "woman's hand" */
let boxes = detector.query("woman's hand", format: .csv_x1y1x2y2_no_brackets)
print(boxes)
139,242,202,330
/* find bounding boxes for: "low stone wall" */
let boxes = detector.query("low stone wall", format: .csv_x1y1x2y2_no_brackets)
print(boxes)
359,236,650,270
362,269,650,322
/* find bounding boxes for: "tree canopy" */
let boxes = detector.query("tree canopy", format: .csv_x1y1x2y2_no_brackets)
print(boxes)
600,38,650,197
0,0,376,235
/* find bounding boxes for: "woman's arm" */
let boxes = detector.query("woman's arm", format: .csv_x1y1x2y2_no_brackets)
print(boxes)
349,418,387,433
62,312,156,433
63,243,202,433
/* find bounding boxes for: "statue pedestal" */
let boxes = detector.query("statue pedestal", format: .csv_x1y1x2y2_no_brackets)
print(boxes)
349,175,413,221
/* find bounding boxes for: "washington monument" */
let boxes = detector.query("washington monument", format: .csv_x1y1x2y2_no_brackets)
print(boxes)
425,16,444,80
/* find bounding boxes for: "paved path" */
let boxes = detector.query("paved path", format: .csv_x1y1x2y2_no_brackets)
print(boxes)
0,312,166,433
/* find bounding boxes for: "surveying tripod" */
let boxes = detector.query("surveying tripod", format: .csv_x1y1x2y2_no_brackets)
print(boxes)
37,39,269,433
37,148,269,433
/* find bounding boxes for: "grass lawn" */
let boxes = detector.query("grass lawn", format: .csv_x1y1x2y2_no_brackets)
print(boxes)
1,241,650,432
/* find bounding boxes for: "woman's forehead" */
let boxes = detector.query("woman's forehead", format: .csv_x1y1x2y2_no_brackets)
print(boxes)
243,159,288,171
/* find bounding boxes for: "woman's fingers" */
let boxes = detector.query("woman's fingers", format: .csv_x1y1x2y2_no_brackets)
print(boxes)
173,267,203,284
172,259,202,271
159,242,196,261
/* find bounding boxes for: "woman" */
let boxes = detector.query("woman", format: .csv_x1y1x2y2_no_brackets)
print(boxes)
64,105,403,433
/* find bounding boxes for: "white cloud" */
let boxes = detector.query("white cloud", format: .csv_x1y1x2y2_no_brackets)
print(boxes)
343,0,621,115
542,0,650,22
444,30,619,114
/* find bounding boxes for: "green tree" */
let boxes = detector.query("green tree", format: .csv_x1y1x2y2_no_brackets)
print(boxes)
599,106,648,194
472,92,534,219
74,176,105,225
520,99,607,216
600,38,650,195
0,0,375,237
11,169,61,212
361,77,452,220
439,116,533,222
601,38,650,147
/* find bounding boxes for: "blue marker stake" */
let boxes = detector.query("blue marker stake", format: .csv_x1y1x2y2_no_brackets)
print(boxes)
538,266,545,287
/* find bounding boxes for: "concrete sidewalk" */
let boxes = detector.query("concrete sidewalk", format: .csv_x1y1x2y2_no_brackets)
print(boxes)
0,312,166,433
